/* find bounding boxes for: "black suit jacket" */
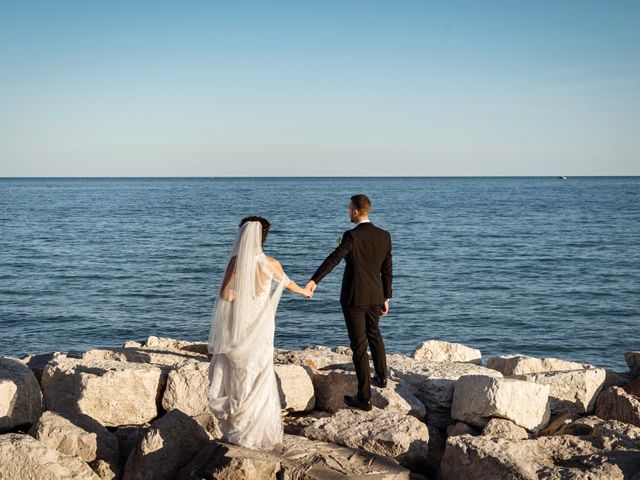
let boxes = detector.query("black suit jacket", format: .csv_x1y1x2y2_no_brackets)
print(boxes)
311,222,392,306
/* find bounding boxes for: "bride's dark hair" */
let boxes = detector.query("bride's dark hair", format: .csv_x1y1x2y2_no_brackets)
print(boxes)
240,216,271,244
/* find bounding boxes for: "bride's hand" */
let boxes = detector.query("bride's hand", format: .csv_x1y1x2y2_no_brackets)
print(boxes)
302,286,313,299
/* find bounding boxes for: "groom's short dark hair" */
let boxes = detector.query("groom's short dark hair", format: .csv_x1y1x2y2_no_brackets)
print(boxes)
351,194,372,214
240,216,271,244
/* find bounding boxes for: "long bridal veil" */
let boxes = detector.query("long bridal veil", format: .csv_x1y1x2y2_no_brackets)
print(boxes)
207,221,288,450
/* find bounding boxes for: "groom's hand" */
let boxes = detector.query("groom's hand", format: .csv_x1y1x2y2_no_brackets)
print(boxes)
381,299,390,317
305,281,317,299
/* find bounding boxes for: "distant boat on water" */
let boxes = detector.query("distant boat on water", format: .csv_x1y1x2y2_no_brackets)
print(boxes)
559,176,567,180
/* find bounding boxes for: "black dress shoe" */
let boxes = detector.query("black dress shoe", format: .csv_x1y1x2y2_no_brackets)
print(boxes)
372,376,387,388
343,395,372,411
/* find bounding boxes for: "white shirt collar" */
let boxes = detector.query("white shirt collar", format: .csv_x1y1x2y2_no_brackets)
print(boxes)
355,219,371,226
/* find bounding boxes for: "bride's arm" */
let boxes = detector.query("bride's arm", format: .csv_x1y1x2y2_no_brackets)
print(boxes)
267,258,311,297
219,256,237,300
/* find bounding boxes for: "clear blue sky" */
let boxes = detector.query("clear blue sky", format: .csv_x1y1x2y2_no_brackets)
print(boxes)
1,1,639,176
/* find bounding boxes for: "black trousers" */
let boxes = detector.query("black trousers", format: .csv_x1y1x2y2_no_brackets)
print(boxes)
341,304,388,402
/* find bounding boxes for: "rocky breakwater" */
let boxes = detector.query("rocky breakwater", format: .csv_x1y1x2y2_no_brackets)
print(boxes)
0,337,638,479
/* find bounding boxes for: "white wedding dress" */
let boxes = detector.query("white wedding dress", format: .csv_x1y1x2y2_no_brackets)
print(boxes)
207,221,288,450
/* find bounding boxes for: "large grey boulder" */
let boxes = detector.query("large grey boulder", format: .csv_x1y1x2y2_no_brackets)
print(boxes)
178,434,410,479
595,386,640,428
41,357,165,427
0,432,100,479
411,340,482,365
311,368,425,419
303,407,429,472
451,375,550,432
486,354,591,376
122,409,210,480
0,356,43,432
626,351,640,377
514,367,606,415
273,363,315,412
439,419,640,480
386,354,502,427
29,410,120,480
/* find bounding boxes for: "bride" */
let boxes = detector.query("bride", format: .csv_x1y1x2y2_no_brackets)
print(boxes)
207,216,311,450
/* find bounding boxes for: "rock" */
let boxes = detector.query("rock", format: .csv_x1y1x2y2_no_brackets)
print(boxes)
82,347,207,367
303,407,429,472
283,411,332,436
20,352,69,382
0,432,100,479
481,418,529,440
0,356,43,432
595,386,640,427
486,354,591,376
273,364,315,412
539,412,581,436
274,345,352,370
451,375,550,432
311,368,426,419
446,421,478,437
604,369,635,390
122,409,210,480
162,361,210,416
41,357,165,427
553,415,603,436
178,434,410,479
28,410,120,480
142,336,209,355
439,426,640,480
411,340,482,365
514,367,606,415
385,354,502,427
625,377,640,397
626,351,640,377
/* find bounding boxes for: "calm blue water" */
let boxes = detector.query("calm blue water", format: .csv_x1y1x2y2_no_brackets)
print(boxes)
1,177,638,370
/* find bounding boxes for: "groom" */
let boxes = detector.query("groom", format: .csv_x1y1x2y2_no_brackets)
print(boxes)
306,194,392,411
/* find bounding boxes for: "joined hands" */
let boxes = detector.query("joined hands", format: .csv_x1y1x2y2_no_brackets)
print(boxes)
303,280,317,300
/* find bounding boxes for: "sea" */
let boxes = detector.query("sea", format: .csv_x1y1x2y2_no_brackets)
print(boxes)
1,177,638,370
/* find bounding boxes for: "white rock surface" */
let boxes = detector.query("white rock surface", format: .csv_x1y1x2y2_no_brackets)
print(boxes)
273,363,315,412
411,340,482,365
625,351,640,377
122,409,210,480
0,356,43,432
29,410,120,480
451,374,550,432
41,357,165,427
303,407,430,471
311,368,426,419
0,432,100,479
515,367,606,414
486,354,591,376
386,354,502,427
178,434,410,479
161,361,210,416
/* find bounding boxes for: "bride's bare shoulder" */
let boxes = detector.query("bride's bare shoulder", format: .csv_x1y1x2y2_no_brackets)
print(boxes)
264,256,284,272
